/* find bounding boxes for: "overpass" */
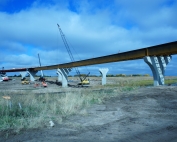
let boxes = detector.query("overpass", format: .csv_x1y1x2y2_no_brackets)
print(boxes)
1,41,177,86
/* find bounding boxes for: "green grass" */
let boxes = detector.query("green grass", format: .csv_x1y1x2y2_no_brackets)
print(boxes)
165,78,177,85
134,78,177,86
111,78,177,87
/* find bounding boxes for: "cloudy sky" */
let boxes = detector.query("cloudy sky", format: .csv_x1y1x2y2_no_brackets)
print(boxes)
0,0,177,76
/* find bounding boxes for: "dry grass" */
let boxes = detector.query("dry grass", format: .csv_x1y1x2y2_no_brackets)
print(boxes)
0,76,177,133
0,88,121,132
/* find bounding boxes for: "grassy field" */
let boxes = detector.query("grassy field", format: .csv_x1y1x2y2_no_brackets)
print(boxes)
0,88,119,133
0,76,177,134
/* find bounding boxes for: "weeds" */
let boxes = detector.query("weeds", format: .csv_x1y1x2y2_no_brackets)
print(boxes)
0,77,177,133
0,89,116,132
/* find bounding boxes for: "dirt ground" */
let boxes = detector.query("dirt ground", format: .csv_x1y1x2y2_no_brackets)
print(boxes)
0,77,177,142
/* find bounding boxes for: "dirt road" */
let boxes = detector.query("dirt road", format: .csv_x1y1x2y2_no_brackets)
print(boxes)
1,86,177,142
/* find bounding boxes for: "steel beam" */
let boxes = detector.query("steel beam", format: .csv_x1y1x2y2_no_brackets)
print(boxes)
1,68,27,72
32,41,177,71
1,41,177,72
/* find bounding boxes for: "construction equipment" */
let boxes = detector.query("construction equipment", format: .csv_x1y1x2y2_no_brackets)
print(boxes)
77,79,90,85
42,81,47,87
34,81,47,88
77,73,90,85
37,53,47,87
0,67,9,81
0,74,9,81
57,24,90,86
21,77,30,85
38,53,44,77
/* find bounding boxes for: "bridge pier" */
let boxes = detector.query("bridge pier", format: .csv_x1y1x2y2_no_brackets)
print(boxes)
20,71,38,81
99,68,109,85
40,70,44,77
57,68,72,87
144,56,171,86
27,71,38,81
20,72,27,79
56,71,62,82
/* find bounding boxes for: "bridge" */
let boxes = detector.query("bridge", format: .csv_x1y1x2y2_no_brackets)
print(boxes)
1,41,177,87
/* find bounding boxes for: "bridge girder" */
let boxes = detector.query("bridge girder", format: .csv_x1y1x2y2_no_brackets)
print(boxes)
1,41,177,72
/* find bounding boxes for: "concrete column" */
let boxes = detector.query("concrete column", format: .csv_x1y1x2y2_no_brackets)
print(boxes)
19,72,27,79
27,71,38,82
144,55,171,86
40,70,44,77
57,68,72,87
99,68,109,85
56,71,62,82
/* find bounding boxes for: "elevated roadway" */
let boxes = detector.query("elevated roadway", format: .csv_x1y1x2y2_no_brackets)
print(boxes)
1,41,177,72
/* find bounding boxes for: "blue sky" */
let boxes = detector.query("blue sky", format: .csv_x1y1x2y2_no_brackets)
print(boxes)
0,0,177,76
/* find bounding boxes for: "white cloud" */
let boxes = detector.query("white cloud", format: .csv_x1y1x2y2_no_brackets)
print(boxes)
3,54,36,65
0,0,177,76
0,40,26,53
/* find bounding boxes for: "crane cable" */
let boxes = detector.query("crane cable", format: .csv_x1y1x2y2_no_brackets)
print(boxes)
57,24,88,82
67,38,90,74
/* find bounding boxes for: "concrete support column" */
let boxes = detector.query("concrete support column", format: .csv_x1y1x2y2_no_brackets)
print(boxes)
56,71,62,82
19,72,27,79
27,71,38,82
144,55,171,86
99,68,109,85
40,70,44,77
57,68,72,87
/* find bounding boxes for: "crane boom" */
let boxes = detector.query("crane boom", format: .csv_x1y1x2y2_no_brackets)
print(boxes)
38,53,44,77
57,24,84,82
38,53,42,67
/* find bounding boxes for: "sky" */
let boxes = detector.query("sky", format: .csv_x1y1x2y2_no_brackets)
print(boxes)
0,0,177,76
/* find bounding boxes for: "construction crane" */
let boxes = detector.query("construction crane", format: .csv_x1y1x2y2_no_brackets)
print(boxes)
57,24,90,85
38,53,44,78
37,53,47,87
